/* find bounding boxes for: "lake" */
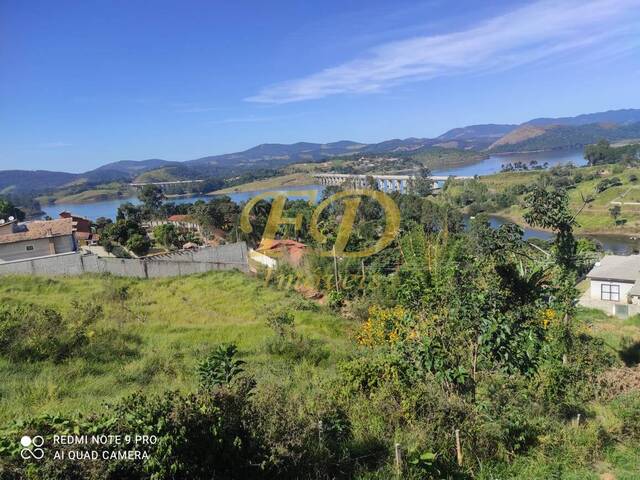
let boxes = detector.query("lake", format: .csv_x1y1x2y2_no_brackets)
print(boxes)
41,184,325,221
486,215,639,255
432,149,587,176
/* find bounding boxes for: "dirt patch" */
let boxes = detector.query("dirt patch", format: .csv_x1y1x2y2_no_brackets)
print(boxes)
597,365,640,400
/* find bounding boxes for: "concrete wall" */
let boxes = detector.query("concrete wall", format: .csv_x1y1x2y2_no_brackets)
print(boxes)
0,242,249,278
589,279,634,302
248,249,278,269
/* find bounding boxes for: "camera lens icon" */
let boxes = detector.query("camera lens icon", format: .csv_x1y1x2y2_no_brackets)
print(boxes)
20,435,45,460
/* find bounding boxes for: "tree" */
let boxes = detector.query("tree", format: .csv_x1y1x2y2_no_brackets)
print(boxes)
584,139,612,165
0,198,25,221
103,219,145,245
524,186,589,365
609,205,622,225
116,202,143,222
153,224,180,248
126,233,151,256
408,167,433,196
523,186,580,271
138,185,165,212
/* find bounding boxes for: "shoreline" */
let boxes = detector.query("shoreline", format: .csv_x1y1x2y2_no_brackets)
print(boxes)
489,212,640,238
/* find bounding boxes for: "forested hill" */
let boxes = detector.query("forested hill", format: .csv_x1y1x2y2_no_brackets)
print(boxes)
488,122,640,153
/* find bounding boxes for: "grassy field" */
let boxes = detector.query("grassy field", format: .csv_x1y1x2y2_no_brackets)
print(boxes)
479,165,640,234
212,172,315,194
0,271,352,424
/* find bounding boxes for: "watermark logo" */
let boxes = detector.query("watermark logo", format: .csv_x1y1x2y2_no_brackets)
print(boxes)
20,435,45,460
240,188,400,258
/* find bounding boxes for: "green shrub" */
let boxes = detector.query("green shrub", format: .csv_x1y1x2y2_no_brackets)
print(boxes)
197,343,245,389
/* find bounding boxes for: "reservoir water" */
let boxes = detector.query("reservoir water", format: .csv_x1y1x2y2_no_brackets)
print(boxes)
485,215,639,255
41,185,325,220
432,149,587,176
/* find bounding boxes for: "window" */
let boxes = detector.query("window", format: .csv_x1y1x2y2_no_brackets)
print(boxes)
25,245,34,251
601,283,620,302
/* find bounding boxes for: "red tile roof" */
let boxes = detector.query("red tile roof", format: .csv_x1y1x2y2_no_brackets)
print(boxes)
258,239,307,265
168,215,194,222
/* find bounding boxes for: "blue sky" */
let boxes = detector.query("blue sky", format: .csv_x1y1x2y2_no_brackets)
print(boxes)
1,0,640,172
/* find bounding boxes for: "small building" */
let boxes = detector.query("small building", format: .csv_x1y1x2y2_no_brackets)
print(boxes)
167,215,200,232
59,211,91,233
59,211,99,245
583,255,640,317
257,239,307,266
0,217,76,263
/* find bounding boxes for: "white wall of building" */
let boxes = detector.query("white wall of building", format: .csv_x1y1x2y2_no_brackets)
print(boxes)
590,279,634,302
0,235,75,263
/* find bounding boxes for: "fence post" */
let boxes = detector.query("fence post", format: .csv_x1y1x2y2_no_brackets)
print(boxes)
394,443,402,476
455,429,463,467
318,420,323,446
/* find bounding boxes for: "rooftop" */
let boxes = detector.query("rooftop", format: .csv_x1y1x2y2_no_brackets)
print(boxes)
0,218,74,245
168,214,194,223
586,254,640,282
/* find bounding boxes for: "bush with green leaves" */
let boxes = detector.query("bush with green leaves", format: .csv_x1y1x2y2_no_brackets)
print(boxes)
197,343,246,389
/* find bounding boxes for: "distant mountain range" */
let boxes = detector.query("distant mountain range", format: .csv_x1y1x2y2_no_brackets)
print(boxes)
2,108,640,195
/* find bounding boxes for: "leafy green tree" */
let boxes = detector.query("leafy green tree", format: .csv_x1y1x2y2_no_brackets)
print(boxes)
584,139,612,165
609,204,621,224
138,185,165,212
153,223,180,248
103,218,146,245
126,233,151,256
116,202,143,222
408,167,433,196
0,198,25,221
523,186,579,271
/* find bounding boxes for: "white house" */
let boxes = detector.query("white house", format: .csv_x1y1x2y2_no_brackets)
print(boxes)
584,255,640,316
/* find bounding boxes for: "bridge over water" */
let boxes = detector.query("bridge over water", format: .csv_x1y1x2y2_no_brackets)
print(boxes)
313,173,473,193
130,179,205,189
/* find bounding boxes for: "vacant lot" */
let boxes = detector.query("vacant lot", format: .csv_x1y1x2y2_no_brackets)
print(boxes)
0,272,351,423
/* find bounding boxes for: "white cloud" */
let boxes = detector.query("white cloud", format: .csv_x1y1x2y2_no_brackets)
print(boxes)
247,0,640,103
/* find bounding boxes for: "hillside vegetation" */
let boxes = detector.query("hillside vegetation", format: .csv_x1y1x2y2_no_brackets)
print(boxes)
489,122,640,153
478,164,640,233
